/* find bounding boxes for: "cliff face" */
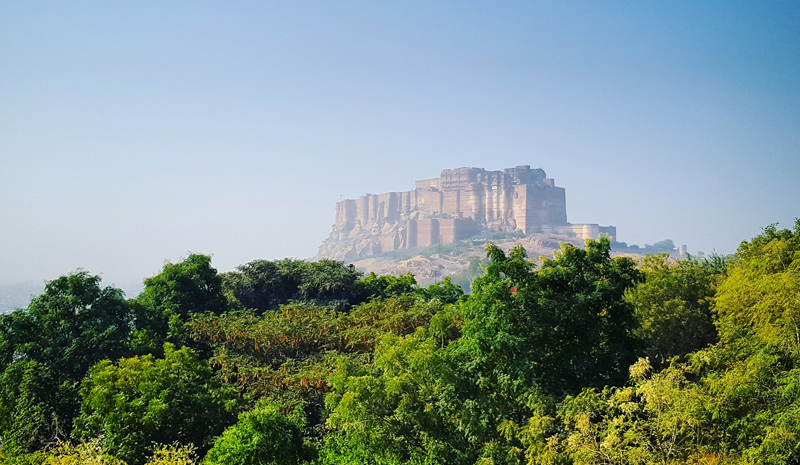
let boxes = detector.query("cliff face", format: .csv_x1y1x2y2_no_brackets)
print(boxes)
317,165,579,261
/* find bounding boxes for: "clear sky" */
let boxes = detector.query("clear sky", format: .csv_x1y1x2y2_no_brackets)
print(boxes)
1,1,798,296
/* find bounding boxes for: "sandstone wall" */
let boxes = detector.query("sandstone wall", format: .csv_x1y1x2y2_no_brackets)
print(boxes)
319,165,614,261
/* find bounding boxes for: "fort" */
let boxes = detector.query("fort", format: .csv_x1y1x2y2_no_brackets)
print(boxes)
317,165,616,261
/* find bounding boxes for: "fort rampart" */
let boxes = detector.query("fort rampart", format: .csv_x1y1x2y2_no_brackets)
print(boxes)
318,165,615,261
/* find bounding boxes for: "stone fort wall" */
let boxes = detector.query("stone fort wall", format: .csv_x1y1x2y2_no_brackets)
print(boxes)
335,165,568,236
320,165,615,260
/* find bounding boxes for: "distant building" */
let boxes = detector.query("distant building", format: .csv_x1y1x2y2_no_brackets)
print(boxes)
319,165,616,261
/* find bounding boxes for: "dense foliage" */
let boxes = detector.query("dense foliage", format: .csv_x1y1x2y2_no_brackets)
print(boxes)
204,401,314,465
73,344,236,465
220,260,363,313
1,222,799,465
625,253,722,368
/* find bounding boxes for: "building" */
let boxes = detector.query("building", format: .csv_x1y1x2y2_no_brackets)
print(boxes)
318,165,615,261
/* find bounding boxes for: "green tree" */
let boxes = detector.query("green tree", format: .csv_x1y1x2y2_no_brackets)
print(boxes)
418,277,465,305
352,272,418,302
137,254,227,321
324,331,462,465
453,238,641,459
221,259,363,313
513,358,714,465
0,271,133,452
41,439,126,465
73,344,236,465
324,238,644,465
204,400,313,465
294,260,362,306
133,254,228,350
0,361,64,455
317,431,445,465
458,238,642,400
145,443,199,465
690,220,800,464
515,220,800,465
626,253,721,367
0,271,132,380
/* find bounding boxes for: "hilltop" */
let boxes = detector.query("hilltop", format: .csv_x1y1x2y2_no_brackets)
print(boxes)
316,165,616,262
316,164,684,285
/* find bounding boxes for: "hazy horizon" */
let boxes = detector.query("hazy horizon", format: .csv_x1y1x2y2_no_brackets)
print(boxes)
2,1,798,300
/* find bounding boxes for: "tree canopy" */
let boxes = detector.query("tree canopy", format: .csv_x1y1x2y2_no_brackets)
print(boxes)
1,223,799,465
74,344,236,465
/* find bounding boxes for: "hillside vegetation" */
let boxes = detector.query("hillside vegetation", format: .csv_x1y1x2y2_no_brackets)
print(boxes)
1,221,799,465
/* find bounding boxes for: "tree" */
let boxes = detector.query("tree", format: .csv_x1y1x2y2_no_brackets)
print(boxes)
137,254,227,321
651,239,675,251
145,443,199,465
73,344,237,465
323,331,463,465
324,238,644,465
0,361,64,455
40,439,126,465
516,220,800,465
352,273,418,302
0,271,133,452
690,220,800,464
221,259,363,313
459,238,643,399
626,253,721,367
204,400,314,465
419,277,465,305
513,358,712,465
133,254,228,351
0,271,132,380
434,238,643,460
294,260,363,306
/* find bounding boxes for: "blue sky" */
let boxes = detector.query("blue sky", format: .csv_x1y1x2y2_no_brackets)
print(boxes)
1,1,798,295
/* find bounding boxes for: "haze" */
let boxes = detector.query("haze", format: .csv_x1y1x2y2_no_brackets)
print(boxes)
1,1,798,300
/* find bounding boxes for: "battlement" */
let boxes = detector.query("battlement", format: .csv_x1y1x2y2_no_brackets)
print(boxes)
415,165,548,192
